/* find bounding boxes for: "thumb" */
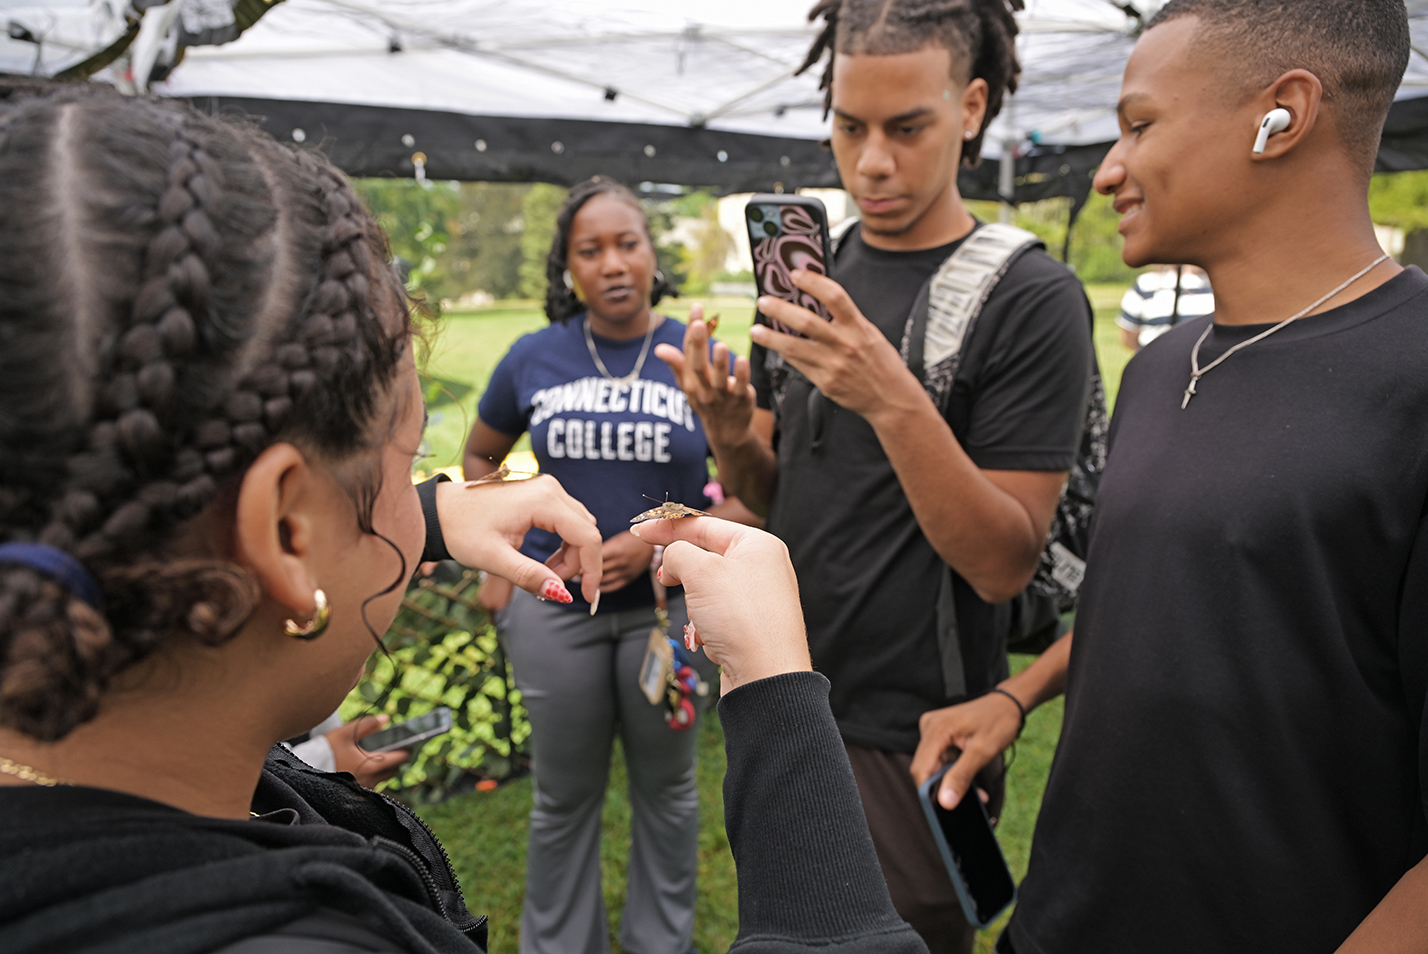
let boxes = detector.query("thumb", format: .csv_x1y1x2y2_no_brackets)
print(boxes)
654,343,687,373
348,714,390,740
939,753,978,810
656,538,723,590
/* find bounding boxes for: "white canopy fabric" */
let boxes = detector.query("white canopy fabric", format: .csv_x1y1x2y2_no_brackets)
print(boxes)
7,0,1428,199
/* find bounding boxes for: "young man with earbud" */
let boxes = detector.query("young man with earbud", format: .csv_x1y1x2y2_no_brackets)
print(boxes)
909,2,1428,952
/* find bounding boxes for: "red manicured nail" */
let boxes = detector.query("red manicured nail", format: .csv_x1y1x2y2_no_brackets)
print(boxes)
684,622,697,651
656,567,664,583
541,579,573,603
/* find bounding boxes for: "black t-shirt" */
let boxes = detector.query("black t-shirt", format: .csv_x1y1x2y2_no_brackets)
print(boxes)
751,227,1094,753
1010,267,1428,954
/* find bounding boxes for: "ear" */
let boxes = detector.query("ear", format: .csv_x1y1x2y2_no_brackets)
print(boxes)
959,78,990,139
232,442,322,619
1253,69,1323,161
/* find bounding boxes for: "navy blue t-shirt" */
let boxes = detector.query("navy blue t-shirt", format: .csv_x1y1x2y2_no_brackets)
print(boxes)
478,314,712,613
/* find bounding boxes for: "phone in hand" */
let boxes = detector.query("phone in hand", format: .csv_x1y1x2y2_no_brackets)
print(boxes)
917,762,1017,929
357,706,453,754
744,194,834,335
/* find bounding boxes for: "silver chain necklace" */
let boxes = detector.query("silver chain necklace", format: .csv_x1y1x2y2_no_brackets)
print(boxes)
1182,254,1389,409
584,315,657,386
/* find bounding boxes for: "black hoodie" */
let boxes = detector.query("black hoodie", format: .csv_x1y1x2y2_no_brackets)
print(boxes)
0,673,927,954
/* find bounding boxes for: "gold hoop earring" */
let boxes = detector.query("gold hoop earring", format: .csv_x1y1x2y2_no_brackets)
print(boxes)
284,588,331,640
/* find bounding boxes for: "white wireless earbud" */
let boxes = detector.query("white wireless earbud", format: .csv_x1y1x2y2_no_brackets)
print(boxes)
1253,108,1293,155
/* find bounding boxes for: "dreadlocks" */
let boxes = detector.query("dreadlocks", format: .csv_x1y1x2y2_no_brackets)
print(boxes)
798,0,1023,165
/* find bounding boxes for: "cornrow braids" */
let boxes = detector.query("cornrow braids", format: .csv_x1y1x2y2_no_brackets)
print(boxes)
0,89,410,741
798,0,1024,165
544,176,675,324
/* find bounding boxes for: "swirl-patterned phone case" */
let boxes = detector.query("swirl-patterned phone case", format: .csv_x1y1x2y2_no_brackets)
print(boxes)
746,197,833,334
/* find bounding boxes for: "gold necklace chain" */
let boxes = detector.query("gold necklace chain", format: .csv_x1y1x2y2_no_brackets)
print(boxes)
0,755,71,787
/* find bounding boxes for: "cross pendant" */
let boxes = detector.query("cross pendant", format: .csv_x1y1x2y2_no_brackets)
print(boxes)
1181,377,1198,410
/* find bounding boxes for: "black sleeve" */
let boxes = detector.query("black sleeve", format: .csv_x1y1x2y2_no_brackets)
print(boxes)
416,475,452,564
1398,510,1428,829
718,672,929,954
954,252,1095,472
207,909,406,953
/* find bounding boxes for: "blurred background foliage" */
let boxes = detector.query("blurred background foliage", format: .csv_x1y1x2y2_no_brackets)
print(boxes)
342,566,529,804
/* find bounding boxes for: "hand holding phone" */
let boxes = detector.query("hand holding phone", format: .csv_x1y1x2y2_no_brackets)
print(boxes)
357,706,453,754
917,762,1017,929
745,195,834,334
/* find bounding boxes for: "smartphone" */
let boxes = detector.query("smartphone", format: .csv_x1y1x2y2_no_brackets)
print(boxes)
744,194,834,334
357,706,453,754
917,762,1017,929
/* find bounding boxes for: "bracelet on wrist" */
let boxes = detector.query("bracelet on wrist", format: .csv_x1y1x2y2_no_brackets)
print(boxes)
988,685,1027,739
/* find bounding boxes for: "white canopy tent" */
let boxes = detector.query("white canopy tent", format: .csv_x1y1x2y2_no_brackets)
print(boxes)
6,0,1428,205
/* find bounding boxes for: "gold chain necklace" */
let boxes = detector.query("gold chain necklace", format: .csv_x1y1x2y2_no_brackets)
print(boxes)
0,755,71,787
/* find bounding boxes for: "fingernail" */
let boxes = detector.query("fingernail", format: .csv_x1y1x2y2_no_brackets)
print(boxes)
684,623,695,651
656,567,664,583
630,523,645,538
589,590,601,616
541,579,573,604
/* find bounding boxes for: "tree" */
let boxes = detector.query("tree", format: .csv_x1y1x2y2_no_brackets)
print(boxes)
352,178,461,301
1369,170,1428,269
518,184,568,301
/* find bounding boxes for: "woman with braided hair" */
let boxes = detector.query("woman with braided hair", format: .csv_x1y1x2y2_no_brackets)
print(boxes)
463,176,740,954
0,88,932,954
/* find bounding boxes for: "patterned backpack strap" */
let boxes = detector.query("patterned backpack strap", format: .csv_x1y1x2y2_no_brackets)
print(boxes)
900,222,1044,415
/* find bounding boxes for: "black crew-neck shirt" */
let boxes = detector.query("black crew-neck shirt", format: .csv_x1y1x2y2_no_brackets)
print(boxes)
1010,267,1428,953
751,227,1094,753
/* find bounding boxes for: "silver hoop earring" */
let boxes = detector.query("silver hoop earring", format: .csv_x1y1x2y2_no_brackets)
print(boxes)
563,269,574,291
654,269,665,286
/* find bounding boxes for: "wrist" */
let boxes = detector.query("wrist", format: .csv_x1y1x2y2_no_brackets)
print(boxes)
988,685,1027,739
862,369,936,430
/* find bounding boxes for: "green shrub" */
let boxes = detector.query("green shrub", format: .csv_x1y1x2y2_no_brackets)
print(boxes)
341,567,531,804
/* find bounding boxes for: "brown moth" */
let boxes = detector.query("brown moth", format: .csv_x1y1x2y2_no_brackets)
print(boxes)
705,313,720,335
465,463,538,487
631,494,713,523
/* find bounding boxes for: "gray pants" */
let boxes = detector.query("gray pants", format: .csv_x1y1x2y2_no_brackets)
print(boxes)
498,589,713,954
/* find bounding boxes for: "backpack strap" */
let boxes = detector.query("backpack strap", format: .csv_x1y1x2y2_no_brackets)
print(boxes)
904,222,1044,700
902,222,1044,416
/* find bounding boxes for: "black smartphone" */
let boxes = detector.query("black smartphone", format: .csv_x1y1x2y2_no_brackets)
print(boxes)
357,706,453,754
916,762,1017,929
744,194,834,334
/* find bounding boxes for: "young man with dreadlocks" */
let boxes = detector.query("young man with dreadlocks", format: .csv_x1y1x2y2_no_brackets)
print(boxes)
658,1,1095,950
912,2,1428,952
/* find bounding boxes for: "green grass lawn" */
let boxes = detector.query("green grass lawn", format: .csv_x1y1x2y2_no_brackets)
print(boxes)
412,284,1132,952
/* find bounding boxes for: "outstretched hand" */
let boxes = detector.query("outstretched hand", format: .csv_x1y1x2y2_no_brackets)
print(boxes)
630,516,809,694
435,474,603,604
910,691,1024,810
749,270,923,420
653,302,756,449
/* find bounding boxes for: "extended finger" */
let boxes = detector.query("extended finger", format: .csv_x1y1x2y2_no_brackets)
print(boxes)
482,546,577,604
731,354,751,396
748,320,820,370
791,269,860,325
757,296,836,342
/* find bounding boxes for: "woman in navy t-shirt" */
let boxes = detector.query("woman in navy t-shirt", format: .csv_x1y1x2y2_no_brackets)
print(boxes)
464,177,717,954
